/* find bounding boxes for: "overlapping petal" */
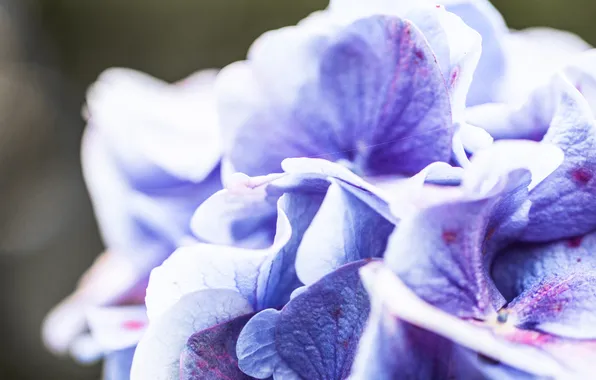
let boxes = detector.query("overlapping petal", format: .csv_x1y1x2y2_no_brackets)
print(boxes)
355,262,596,378
384,141,562,318
467,75,596,241
146,190,322,322
191,158,394,248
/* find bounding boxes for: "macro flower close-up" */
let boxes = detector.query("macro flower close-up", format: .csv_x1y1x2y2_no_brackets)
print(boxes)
4,0,596,379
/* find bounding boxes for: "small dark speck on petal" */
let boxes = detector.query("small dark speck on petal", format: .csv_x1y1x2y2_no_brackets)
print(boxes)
566,236,583,248
442,230,457,244
571,167,593,185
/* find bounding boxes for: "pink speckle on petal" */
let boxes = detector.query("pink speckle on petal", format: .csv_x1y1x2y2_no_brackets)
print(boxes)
442,230,457,244
566,236,583,248
450,68,459,87
122,320,145,330
571,167,593,185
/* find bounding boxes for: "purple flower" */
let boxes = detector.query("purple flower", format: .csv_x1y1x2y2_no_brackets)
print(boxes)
42,68,222,364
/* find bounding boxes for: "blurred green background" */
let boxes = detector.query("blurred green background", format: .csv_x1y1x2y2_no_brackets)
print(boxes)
0,1,594,379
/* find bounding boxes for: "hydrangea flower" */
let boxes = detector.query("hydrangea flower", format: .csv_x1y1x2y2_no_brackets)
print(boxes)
42,68,222,375
41,0,596,379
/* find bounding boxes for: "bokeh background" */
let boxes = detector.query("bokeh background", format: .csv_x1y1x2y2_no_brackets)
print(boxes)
0,1,594,379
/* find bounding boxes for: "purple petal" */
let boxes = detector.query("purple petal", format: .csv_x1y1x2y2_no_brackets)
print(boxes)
219,15,452,177
493,232,596,339
237,260,372,379
180,313,256,380
319,16,452,176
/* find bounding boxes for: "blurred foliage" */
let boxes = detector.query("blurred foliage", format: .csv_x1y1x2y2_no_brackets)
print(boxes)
0,1,594,379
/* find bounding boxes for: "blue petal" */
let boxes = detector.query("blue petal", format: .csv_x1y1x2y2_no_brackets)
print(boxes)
237,260,372,379
257,193,324,308
493,232,596,339
235,309,288,379
219,15,452,177
180,313,256,380
296,182,394,285
85,68,221,188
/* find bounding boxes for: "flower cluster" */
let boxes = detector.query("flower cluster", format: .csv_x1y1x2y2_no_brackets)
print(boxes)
43,1,596,379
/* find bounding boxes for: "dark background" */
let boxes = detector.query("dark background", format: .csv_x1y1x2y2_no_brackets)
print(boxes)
0,1,593,379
